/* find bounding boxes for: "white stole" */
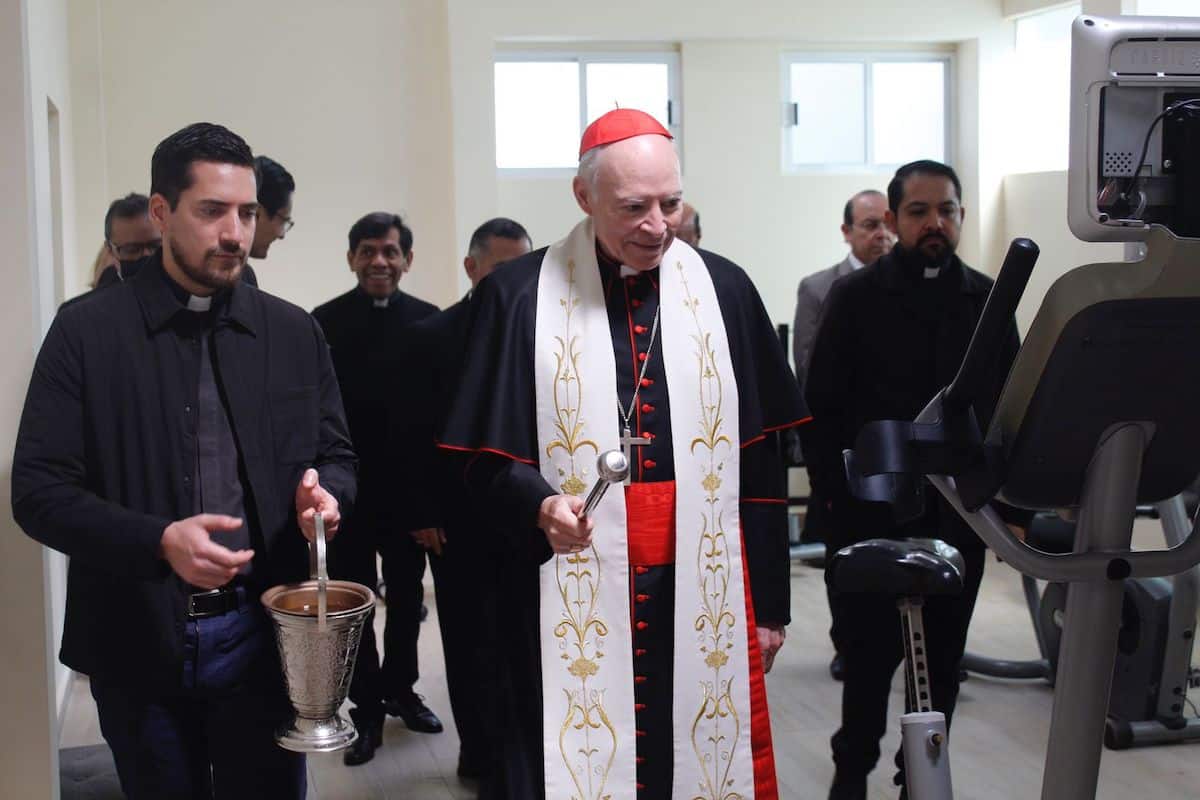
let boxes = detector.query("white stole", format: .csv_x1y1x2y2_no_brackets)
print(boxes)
534,218,756,799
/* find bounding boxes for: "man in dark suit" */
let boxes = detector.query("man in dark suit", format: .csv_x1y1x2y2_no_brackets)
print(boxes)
12,122,355,800
312,212,440,766
246,154,295,286
793,189,894,677
803,160,1027,800
397,217,532,783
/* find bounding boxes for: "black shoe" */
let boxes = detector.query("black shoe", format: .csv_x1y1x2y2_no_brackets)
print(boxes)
828,772,867,800
456,749,484,780
830,653,845,682
385,693,443,733
343,726,382,766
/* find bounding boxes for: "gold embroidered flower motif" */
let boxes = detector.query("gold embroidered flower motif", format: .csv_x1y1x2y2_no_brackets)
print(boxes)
567,657,599,678
701,471,722,494
705,650,729,669
561,475,587,496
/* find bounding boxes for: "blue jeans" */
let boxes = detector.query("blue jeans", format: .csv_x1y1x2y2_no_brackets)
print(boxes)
91,593,306,799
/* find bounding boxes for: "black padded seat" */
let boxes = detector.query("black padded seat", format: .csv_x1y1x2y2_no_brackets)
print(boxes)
827,538,965,597
1026,512,1077,554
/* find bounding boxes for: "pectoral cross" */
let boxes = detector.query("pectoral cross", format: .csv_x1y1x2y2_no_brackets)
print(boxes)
619,426,650,486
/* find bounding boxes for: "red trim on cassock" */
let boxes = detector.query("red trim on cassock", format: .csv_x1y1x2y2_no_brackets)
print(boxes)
741,525,780,800
740,416,814,449
435,441,538,466
742,497,787,505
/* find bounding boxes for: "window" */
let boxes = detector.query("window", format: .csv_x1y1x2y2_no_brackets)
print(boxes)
1008,4,1080,173
494,52,680,171
783,53,952,171
1135,0,1197,15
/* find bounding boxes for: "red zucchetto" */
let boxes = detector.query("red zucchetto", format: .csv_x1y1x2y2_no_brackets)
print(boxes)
578,108,672,159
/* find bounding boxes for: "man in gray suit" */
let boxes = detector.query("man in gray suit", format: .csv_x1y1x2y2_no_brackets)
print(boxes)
793,190,894,388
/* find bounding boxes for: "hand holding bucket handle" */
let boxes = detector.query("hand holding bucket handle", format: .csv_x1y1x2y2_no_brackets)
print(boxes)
309,514,328,632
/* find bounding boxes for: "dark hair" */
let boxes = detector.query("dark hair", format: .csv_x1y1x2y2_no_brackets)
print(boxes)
468,217,531,257
150,123,255,210
348,212,412,256
887,160,962,215
842,189,886,227
103,192,150,240
254,155,295,217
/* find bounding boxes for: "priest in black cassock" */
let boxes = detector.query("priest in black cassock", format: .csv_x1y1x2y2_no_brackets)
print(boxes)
439,109,807,800
392,217,533,782
312,212,441,766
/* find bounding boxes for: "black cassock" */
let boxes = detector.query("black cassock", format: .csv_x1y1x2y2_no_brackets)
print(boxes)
312,286,438,729
440,244,808,799
391,294,496,769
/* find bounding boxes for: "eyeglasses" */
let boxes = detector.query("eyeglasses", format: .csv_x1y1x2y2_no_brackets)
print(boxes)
109,240,161,260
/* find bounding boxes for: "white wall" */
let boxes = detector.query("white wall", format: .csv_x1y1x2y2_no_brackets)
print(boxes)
69,0,459,312
450,0,1016,327
1003,171,1124,330
1,0,75,792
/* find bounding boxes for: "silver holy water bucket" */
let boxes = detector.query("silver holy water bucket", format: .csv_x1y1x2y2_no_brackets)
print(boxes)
261,515,376,752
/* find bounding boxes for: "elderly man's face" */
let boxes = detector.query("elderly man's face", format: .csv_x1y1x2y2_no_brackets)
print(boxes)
573,135,683,272
841,194,892,265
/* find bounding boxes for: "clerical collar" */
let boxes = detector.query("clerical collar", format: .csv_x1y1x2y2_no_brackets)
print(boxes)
595,242,658,281
847,252,865,271
160,266,226,314
893,243,954,284
356,286,397,308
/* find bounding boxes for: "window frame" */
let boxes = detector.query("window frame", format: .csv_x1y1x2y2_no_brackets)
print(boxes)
780,50,956,175
494,49,682,177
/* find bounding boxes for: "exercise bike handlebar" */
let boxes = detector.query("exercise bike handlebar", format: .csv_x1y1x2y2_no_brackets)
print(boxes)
927,473,1200,582
943,238,1039,417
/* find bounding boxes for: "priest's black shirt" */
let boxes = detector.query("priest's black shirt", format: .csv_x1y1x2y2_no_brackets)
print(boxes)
11,252,356,691
312,286,438,506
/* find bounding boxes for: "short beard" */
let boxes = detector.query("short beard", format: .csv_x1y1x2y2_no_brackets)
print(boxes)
911,233,955,269
171,240,244,292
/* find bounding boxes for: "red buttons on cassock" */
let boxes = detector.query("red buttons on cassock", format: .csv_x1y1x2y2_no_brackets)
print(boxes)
641,403,654,413
636,730,647,737
636,756,646,764
635,593,650,603
635,704,647,712
634,324,647,335
635,648,648,656
641,378,653,387
636,621,649,631
642,459,656,469
645,431,655,439
632,298,643,308
635,566,649,575
637,352,647,362
637,783,646,791
635,675,648,684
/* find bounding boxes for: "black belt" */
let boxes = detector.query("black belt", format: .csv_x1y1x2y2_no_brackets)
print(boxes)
186,585,245,619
